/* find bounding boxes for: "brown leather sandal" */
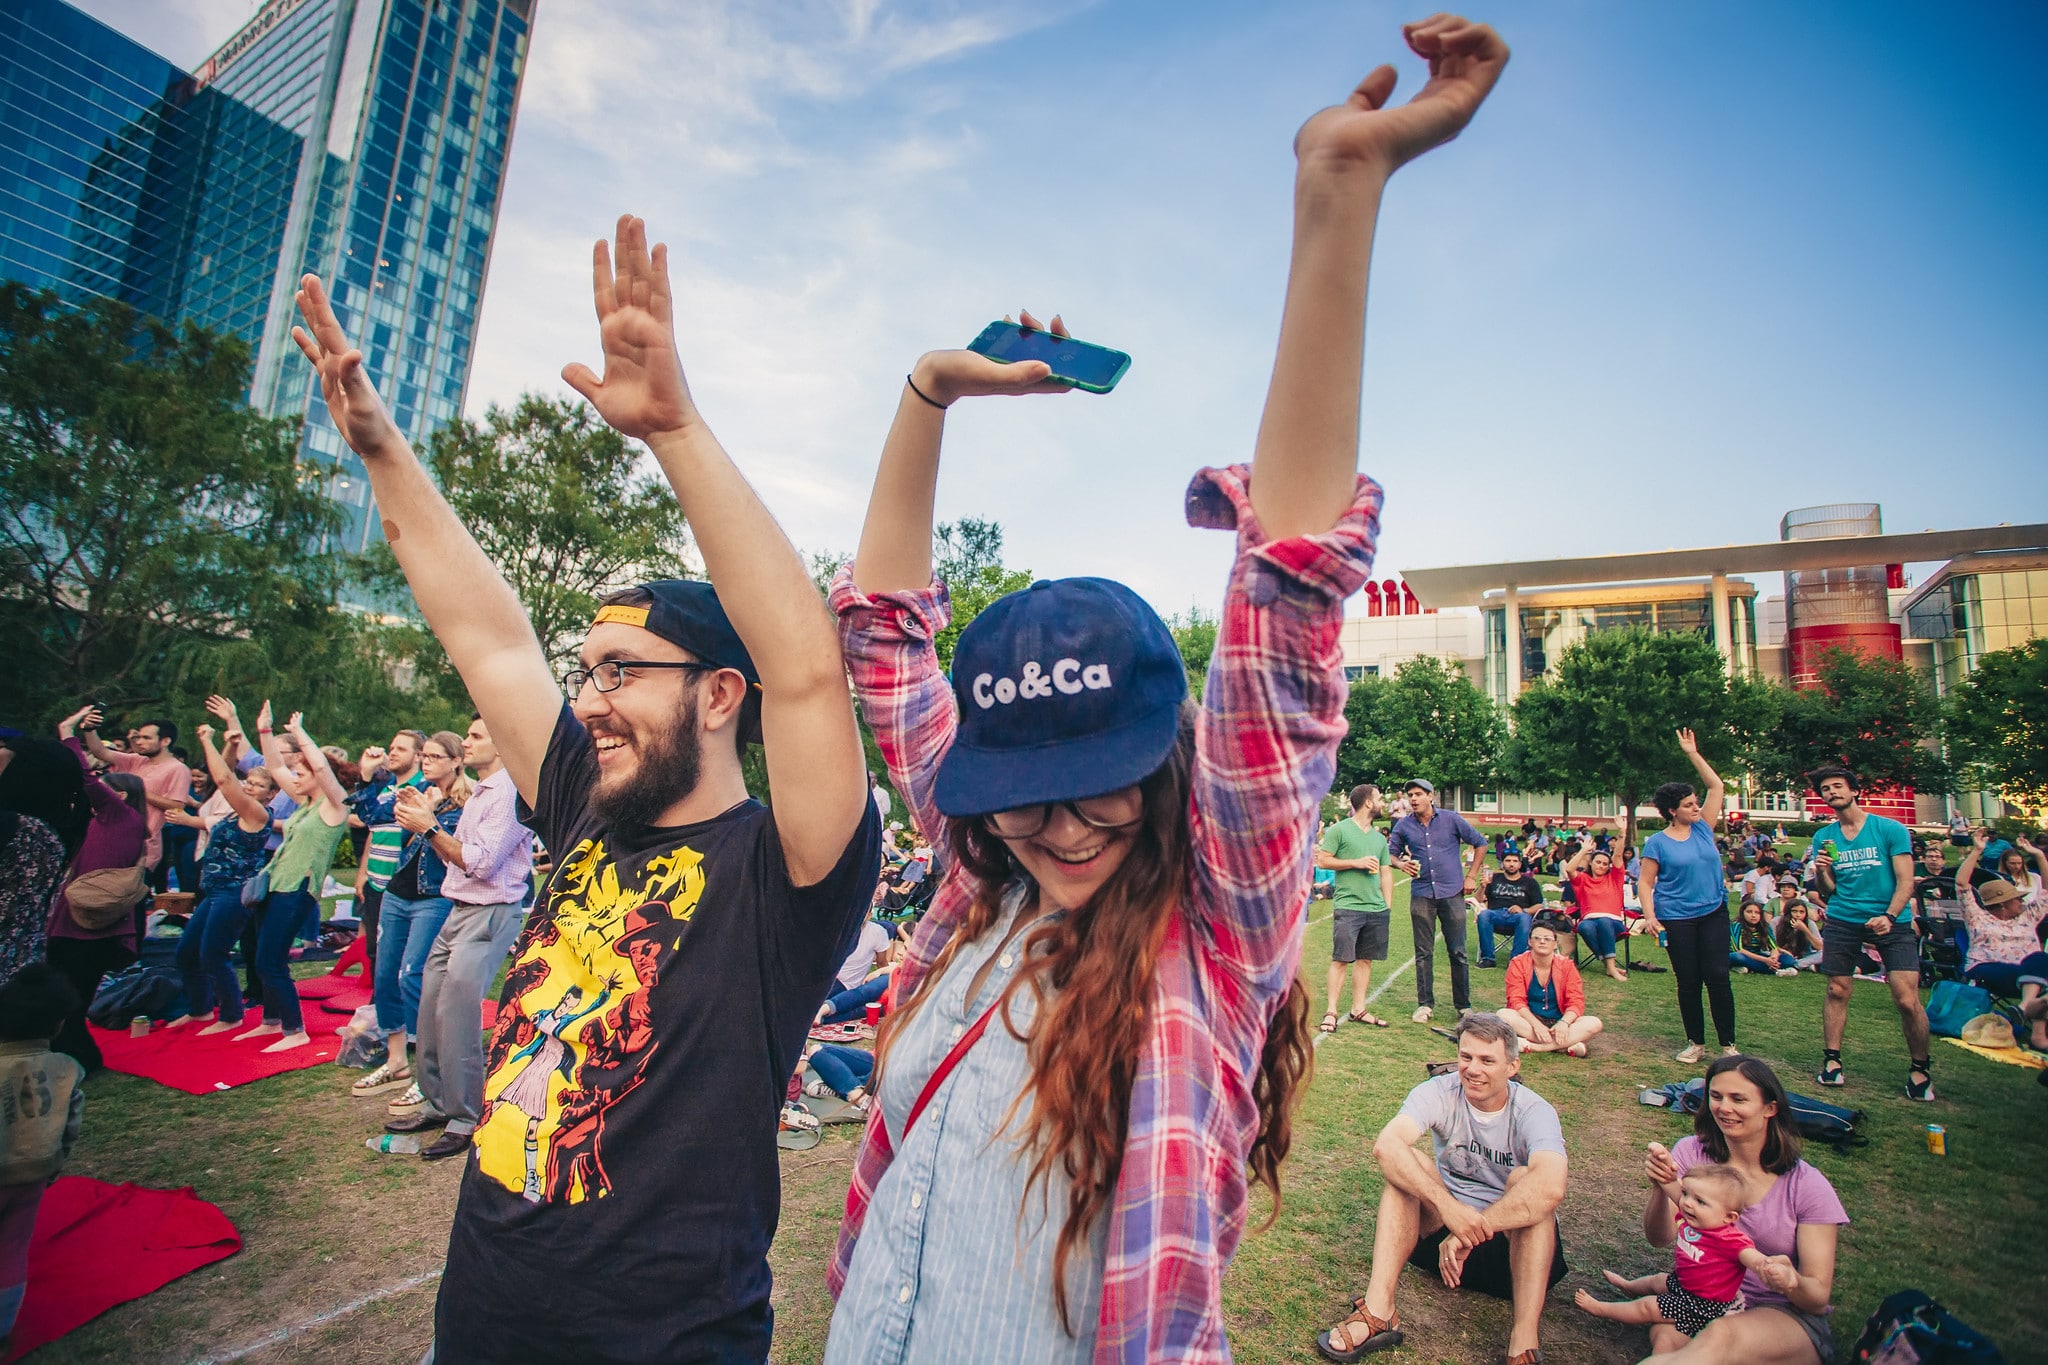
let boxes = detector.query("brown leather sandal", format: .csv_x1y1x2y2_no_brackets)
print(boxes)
1315,1303,1402,1361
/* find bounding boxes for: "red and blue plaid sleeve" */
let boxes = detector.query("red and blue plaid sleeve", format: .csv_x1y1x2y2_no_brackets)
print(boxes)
1182,464,1383,1005
828,569,957,847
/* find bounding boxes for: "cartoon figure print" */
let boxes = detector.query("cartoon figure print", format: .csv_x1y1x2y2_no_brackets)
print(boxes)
498,984,611,1201
473,838,705,1204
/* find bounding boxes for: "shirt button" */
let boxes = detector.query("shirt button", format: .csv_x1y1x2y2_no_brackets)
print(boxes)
998,953,1013,969
910,1191,922,1209
949,1024,964,1041
898,1284,912,1304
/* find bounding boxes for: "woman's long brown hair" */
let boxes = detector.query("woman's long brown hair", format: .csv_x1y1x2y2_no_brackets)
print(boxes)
875,704,1315,1333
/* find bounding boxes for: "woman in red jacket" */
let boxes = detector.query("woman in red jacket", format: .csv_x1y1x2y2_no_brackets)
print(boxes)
1498,918,1603,1057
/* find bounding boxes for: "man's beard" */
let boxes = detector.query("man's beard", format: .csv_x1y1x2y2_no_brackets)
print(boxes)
589,691,703,830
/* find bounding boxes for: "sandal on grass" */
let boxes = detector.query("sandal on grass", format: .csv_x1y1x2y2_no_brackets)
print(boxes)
1316,1303,1402,1362
1348,1010,1390,1028
1319,1013,1340,1035
1817,1050,1845,1087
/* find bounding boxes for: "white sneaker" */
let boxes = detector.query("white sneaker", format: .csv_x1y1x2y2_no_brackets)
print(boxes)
1722,1045,1743,1057
1412,1005,1433,1024
1674,1042,1706,1064
1775,967,1800,977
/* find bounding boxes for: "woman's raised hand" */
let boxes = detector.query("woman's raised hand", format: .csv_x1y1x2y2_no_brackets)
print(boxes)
1675,727,1699,755
911,310,1077,406
255,700,273,733
561,215,696,441
1294,14,1507,177
291,276,406,460
1644,1140,1679,1188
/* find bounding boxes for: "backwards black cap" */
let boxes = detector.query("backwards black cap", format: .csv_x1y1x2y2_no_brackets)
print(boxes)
592,580,759,684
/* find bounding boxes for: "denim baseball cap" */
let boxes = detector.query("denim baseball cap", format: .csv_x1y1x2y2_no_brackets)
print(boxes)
591,580,759,684
934,577,1187,819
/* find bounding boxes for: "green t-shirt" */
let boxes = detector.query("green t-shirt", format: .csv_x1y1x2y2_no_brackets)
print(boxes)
1320,819,1390,912
266,802,348,896
1813,812,1912,924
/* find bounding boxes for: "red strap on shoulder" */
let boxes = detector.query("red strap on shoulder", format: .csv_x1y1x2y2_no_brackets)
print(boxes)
873,996,1003,1160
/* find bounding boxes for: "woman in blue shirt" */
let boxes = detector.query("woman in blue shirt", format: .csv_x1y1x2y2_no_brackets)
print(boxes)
1638,729,1736,1063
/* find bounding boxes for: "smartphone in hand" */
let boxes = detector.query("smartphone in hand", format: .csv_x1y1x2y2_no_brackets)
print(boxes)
968,321,1131,393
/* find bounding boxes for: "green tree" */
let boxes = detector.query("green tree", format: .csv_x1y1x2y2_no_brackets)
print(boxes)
363,395,695,670
1334,655,1503,802
1944,638,2048,810
1165,606,1217,700
1509,627,1742,850
1745,648,1948,797
931,517,1032,670
0,284,341,723
1501,681,1608,823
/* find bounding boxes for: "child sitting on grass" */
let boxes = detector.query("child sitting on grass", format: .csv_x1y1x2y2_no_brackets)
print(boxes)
1574,1149,1768,1337
0,965,86,1354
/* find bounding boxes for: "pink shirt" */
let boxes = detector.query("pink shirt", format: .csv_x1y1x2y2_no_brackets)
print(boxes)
1960,896,2048,973
1670,1216,1755,1301
106,750,191,867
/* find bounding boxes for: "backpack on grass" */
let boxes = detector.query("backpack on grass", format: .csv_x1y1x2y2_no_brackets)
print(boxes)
1852,1289,2005,1364
1650,1077,1867,1152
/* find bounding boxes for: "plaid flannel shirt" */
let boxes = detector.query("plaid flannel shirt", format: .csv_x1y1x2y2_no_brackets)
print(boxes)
825,463,1381,1364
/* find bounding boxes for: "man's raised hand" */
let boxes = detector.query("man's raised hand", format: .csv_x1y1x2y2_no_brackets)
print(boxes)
910,310,1077,406
1294,13,1507,176
562,216,696,441
291,276,405,460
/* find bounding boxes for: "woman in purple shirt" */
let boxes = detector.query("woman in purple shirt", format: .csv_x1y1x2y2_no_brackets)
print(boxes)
1640,1055,1849,1363
50,711,150,1071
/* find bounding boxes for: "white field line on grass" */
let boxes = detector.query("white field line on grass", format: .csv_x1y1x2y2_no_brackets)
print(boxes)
1311,956,1413,1051
192,1269,443,1363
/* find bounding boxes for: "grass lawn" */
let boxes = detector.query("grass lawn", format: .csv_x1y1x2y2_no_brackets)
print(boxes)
41,877,2046,1364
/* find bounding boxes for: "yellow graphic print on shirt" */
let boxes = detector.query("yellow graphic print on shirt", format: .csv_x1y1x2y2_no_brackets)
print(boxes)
474,837,705,1203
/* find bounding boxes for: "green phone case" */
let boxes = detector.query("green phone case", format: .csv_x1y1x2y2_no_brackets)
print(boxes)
968,321,1131,394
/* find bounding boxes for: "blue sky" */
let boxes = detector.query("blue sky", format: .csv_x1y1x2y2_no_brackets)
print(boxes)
81,1,2048,614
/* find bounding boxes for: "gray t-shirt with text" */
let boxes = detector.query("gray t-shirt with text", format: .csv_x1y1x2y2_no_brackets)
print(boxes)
1397,1074,1566,1209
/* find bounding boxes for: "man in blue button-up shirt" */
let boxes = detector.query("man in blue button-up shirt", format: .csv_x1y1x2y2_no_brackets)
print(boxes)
1388,779,1487,1022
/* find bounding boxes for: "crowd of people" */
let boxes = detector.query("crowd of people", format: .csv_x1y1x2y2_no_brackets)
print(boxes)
0,12,2039,1364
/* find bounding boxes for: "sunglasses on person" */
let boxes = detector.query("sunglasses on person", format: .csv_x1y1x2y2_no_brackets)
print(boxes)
985,787,1144,840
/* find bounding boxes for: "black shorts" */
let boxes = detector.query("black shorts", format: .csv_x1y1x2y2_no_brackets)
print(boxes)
1819,916,1919,977
1409,1220,1567,1300
1656,1282,1738,1336
1332,909,1390,963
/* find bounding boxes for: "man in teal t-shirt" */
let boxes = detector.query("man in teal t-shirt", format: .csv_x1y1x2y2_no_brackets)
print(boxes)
1317,784,1395,1032
1809,765,1932,1101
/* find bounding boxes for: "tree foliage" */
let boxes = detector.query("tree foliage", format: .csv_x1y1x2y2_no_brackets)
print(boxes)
1507,627,1745,848
1943,638,2048,809
0,284,342,723
1165,607,1217,700
931,517,1033,671
1743,648,1948,796
362,395,694,669
1335,655,1503,800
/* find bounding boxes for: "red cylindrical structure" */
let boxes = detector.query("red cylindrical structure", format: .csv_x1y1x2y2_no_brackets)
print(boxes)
1364,582,1382,616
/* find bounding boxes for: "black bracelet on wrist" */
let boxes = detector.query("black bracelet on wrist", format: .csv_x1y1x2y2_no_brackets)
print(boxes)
905,374,949,410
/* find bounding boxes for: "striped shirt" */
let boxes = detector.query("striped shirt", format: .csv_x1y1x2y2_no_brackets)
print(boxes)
826,463,1382,1363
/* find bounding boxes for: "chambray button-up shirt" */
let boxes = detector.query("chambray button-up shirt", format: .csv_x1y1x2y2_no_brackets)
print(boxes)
1388,808,1486,899
826,892,1100,1365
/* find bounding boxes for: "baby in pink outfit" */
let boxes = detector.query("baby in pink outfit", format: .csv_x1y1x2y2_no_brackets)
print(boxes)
1575,1147,1769,1336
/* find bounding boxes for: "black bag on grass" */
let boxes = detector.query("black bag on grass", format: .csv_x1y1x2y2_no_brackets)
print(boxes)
1852,1289,2004,1363
1655,1078,1867,1152
84,963,182,1028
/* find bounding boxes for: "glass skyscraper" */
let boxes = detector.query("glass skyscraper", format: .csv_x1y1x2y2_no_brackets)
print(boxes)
0,0,533,553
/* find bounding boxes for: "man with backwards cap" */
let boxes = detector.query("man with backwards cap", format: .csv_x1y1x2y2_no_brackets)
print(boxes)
290,217,881,1363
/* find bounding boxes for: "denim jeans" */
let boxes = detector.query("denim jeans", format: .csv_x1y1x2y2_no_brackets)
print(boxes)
1578,916,1623,959
1966,951,2048,996
376,891,454,1035
255,889,314,1032
819,973,890,1023
1731,950,1798,973
176,886,252,1023
1410,894,1470,1010
1475,910,1531,964
809,1044,874,1098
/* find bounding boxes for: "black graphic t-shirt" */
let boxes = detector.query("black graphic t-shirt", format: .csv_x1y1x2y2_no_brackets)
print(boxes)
1483,873,1544,913
435,704,881,1364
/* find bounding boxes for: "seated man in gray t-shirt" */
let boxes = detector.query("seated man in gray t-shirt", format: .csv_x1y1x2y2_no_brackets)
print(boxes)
1316,1013,1568,1365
